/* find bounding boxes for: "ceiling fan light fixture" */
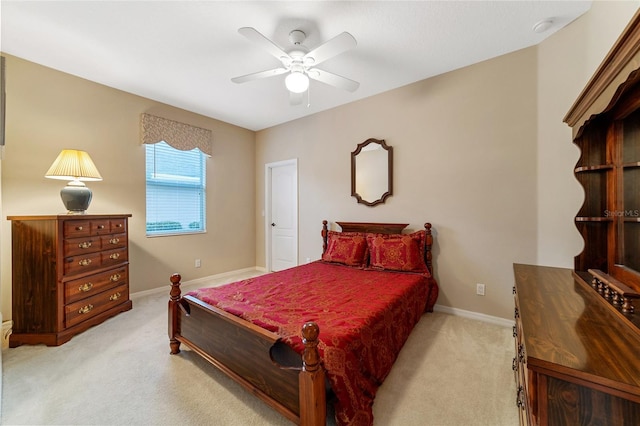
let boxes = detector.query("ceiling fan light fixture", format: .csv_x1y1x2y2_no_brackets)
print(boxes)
285,71,309,93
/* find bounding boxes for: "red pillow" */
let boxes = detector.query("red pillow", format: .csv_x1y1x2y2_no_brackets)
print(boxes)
322,231,368,267
366,231,428,272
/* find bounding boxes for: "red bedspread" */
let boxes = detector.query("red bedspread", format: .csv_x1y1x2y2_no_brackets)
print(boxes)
187,261,438,426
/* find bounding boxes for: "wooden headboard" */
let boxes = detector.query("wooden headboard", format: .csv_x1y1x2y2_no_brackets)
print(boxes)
321,220,434,274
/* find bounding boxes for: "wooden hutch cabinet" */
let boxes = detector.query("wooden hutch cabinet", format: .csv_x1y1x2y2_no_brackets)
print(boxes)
513,11,640,426
8,214,133,347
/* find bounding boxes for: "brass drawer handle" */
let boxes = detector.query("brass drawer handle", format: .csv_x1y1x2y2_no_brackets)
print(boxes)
109,253,120,260
109,238,120,245
76,226,84,231
78,241,92,249
115,223,123,228
97,225,105,230
78,304,94,314
79,258,92,266
110,273,121,282
79,282,93,292
110,292,122,301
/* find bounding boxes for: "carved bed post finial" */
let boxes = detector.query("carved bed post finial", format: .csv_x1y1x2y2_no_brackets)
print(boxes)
301,322,321,372
424,223,433,274
169,273,182,354
170,273,182,301
321,220,329,255
299,321,326,426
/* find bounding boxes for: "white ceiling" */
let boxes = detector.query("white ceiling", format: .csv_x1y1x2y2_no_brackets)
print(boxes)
1,1,592,131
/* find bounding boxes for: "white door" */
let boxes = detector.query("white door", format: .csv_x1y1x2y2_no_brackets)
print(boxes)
266,160,298,271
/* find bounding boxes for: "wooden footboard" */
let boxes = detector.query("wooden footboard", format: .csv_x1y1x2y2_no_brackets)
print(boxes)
168,274,326,425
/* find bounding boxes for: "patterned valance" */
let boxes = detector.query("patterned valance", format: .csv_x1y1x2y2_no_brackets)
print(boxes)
140,113,212,156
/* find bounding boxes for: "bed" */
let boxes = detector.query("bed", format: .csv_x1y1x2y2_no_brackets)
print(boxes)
168,221,438,425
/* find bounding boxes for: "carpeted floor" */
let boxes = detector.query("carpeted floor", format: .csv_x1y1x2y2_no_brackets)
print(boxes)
1,270,519,425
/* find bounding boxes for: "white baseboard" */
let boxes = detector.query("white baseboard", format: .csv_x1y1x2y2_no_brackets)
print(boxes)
130,267,263,299
433,304,515,328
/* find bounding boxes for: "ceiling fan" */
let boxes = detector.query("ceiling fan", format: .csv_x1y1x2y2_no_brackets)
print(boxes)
231,27,360,105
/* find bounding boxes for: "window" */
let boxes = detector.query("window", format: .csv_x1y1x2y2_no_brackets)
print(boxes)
145,141,206,236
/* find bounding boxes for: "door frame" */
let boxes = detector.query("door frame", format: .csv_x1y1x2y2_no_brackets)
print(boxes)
265,158,298,272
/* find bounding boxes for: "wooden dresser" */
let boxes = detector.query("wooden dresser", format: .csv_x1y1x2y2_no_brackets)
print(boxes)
8,214,133,347
513,264,640,425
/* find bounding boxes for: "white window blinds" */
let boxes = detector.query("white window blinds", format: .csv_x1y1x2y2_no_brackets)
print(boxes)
145,141,207,236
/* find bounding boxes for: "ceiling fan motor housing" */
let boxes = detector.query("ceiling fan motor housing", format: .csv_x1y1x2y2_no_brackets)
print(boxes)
289,30,306,45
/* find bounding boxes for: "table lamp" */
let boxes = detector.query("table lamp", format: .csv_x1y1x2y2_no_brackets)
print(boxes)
45,149,102,214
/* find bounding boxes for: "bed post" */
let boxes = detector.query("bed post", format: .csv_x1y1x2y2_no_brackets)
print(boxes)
321,220,329,255
424,223,433,274
299,322,326,426
168,273,182,354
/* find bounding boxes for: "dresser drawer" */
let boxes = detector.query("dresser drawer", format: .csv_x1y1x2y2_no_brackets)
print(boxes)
64,236,101,257
64,220,91,238
63,247,128,276
63,251,103,276
110,218,127,233
101,233,126,250
101,247,128,268
91,220,111,235
65,266,128,304
65,283,129,328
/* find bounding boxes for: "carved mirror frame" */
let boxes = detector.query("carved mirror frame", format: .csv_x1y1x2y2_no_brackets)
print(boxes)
350,138,393,206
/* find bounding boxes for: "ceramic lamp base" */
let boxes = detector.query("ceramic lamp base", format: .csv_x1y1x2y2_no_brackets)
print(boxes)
60,183,92,214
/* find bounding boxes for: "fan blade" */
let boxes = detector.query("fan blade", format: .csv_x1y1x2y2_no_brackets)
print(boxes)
290,91,304,106
303,32,356,66
238,27,291,62
308,68,359,92
231,68,288,84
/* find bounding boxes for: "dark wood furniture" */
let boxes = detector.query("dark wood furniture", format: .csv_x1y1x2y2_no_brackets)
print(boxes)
564,10,640,305
8,214,132,347
513,13,640,425
513,264,640,425
168,220,434,425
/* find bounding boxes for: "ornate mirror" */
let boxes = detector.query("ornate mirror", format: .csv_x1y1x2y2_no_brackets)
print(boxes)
351,138,393,206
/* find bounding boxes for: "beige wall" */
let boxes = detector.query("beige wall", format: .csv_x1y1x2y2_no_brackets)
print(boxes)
257,47,539,320
256,3,640,320
0,55,256,319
